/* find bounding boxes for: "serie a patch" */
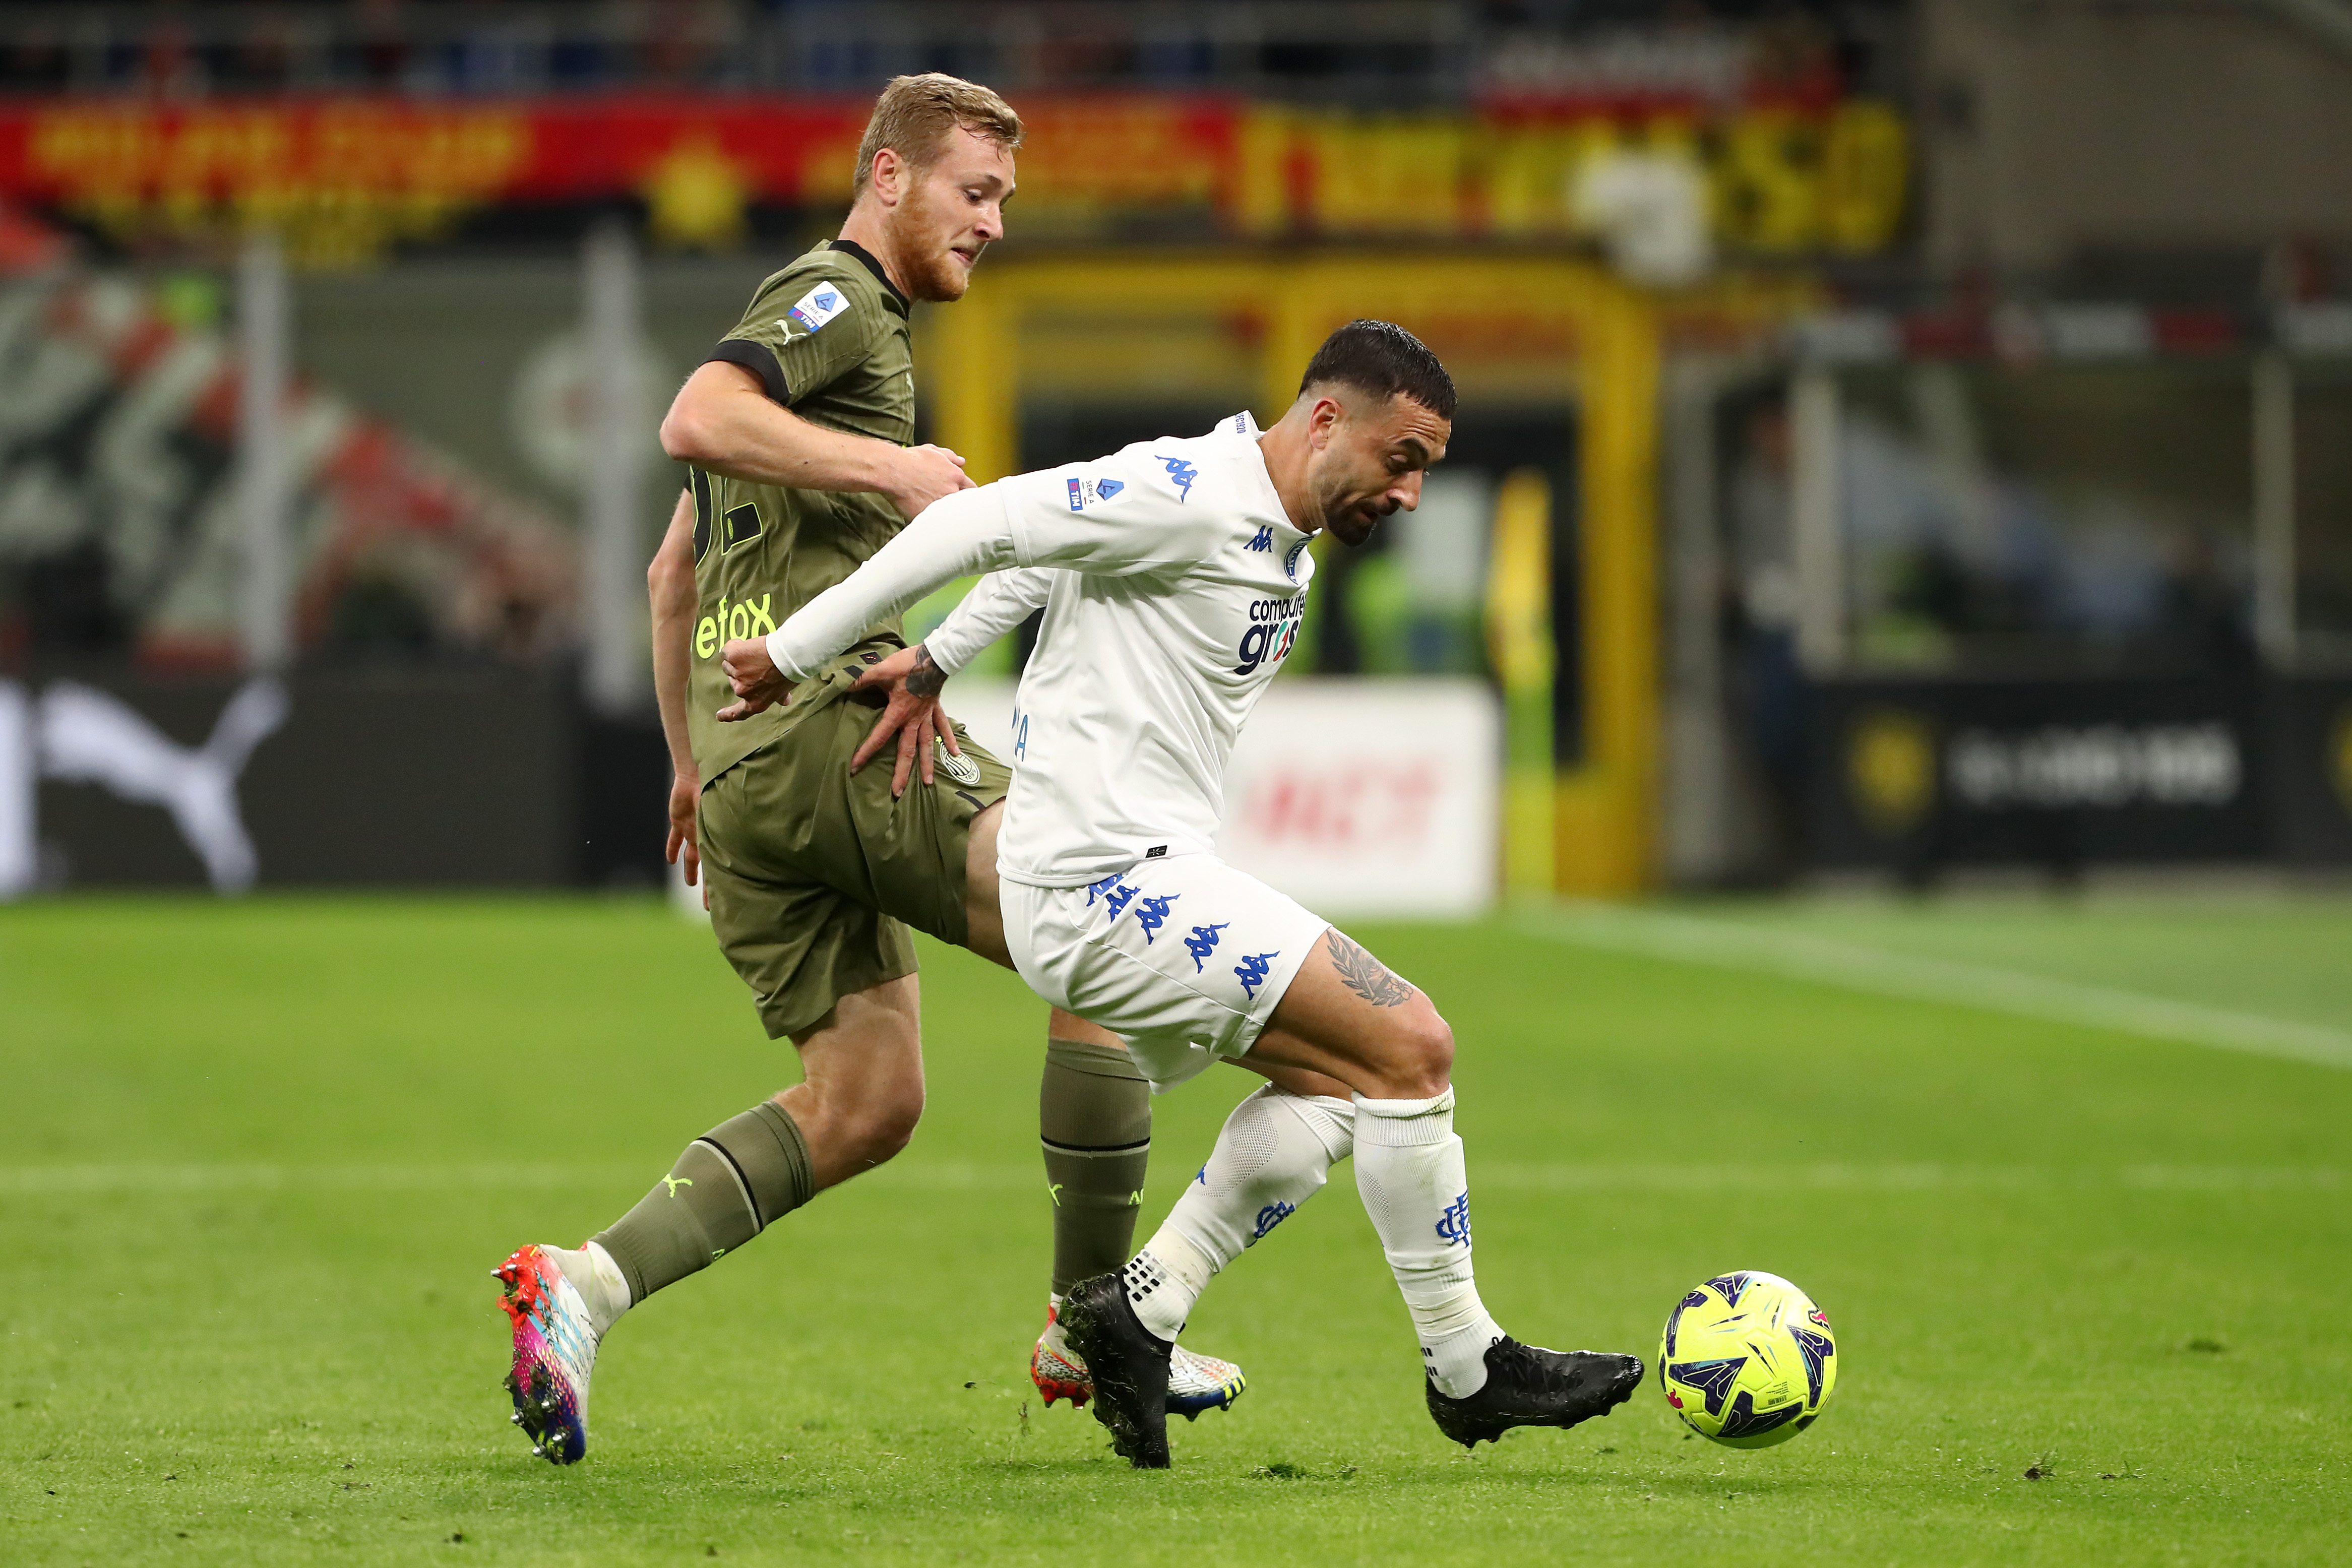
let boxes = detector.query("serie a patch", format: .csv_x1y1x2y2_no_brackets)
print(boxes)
785,284,849,334
1066,475,1127,511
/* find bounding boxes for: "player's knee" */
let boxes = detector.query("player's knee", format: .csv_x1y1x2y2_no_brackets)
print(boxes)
843,1090,923,1168
1391,1005,1454,1099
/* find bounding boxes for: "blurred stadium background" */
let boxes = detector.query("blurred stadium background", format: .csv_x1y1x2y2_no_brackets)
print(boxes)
0,0,2348,904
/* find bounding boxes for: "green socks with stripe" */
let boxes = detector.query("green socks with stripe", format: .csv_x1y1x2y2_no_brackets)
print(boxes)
1040,1036,1153,1296
591,1099,815,1306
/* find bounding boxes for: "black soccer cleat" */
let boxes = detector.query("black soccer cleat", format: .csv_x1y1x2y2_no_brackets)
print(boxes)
1425,1337,1644,1449
1057,1269,1173,1469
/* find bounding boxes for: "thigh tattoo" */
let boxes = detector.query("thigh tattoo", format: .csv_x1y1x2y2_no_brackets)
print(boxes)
1326,931,1415,1007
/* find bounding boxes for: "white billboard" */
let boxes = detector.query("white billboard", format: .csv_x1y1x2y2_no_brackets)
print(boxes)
949,676,1498,918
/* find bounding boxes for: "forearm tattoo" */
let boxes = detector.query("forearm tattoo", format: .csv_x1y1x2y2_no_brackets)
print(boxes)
906,644,947,699
1327,931,1415,1007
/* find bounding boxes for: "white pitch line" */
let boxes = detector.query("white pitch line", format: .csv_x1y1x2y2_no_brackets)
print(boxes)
0,1163,2339,1198
1523,904,2352,1071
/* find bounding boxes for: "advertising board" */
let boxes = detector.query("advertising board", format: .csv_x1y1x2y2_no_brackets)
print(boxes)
1808,678,2269,871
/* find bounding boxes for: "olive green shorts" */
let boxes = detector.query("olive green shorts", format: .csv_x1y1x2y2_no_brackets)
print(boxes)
697,674,1011,1040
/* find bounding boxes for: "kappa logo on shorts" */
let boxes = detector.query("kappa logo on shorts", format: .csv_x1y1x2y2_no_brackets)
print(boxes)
1233,951,1279,999
1086,876,1140,918
1132,893,1181,943
1184,921,1230,973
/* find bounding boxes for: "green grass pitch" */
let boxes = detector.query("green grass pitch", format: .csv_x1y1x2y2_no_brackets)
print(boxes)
4,893,2348,1565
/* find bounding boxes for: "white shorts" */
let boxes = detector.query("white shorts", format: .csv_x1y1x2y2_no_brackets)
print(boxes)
1002,853,1330,1091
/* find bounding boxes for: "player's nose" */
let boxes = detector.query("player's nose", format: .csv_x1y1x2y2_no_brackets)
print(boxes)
1390,472,1424,512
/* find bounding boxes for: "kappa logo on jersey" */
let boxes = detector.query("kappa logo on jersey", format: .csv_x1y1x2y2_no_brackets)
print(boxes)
1183,921,1230,973
1157,455,1200,500
1066,475,1127,512
1246,526,1273,552
785,284,848,333
1234,950,1279,999
1131,893,1181,943
1435,1192,1472,1248
1235,591,1308,675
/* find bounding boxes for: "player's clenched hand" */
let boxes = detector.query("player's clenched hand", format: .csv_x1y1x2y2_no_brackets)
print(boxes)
717,637,792,721
883,444,974,521
848,643,958,799
663,767,707,908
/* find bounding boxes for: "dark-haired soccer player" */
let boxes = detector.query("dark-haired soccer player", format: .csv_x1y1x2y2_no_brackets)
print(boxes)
491,73,1240,1467
723,320,1647,1469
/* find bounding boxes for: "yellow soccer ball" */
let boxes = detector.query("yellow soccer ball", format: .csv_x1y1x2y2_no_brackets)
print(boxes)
1657,1271,1837,1448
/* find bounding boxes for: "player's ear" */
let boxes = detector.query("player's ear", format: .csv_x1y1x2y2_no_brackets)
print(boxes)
871,147,904,207
1307,392,1344,447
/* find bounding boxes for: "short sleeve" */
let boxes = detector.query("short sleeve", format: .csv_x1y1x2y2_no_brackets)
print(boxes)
708,269,877,407
999,445,1233,576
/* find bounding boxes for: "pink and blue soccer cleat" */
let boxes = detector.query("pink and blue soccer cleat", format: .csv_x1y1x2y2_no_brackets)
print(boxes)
494,1244,599,1465
1031,1298,1247,1421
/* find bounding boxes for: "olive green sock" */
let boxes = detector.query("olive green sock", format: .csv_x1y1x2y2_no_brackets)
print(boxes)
592,1099,813,1304
1040,1036,1152,1296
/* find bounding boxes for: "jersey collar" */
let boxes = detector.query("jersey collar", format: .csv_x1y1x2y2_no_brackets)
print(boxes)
1224,414,1296,535
828,239,910,313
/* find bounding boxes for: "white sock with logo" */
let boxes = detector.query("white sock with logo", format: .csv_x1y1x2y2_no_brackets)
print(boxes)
1122,1086,1355,1343
544,1241,633,1340
1351,1090,1503,1399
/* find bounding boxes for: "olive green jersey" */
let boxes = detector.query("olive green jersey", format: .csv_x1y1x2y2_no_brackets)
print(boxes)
686,238,916,785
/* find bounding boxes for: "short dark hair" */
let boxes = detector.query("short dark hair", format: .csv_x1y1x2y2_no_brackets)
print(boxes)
1297,320,1456,420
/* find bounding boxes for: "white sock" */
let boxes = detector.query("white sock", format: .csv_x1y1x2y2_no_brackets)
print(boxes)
1122,1087,1355,1343
1351,1090,1504,1399
545,1241,633,1340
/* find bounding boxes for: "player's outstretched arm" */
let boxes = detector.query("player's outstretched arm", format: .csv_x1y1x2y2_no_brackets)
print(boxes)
660,360,972,521
717,485,1019,721
719,444,1221,722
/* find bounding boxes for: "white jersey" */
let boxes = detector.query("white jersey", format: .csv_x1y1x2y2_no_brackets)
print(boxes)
933,412,1313,887
759,410,1313,888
